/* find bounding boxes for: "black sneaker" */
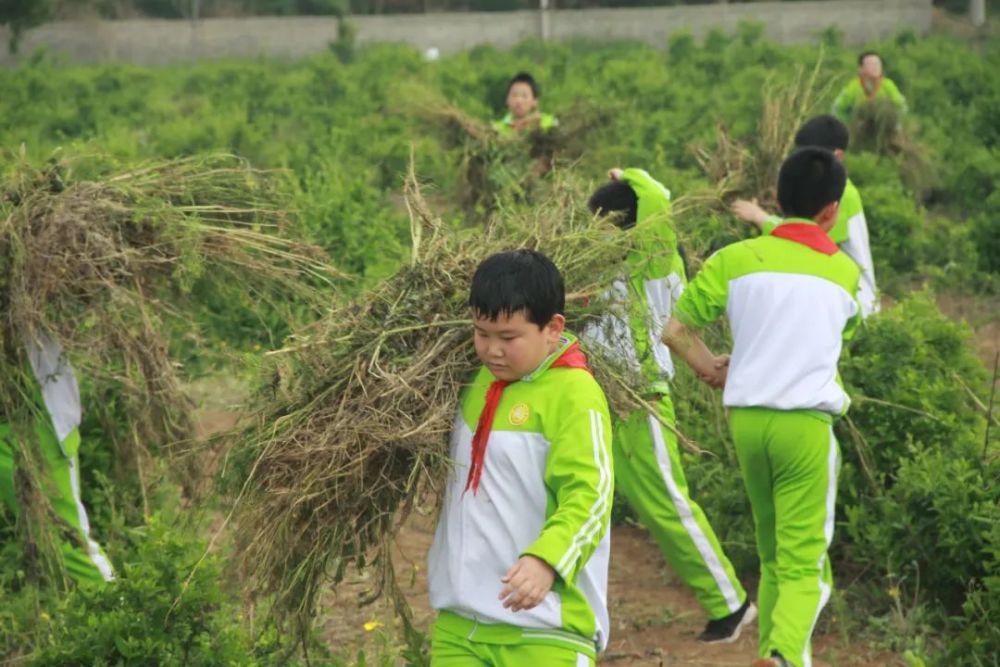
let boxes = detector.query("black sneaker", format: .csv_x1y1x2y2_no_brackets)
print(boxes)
750,651,794,667
697,599,757,644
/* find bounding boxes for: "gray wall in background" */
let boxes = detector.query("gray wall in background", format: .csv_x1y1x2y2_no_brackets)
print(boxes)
0,0,933,67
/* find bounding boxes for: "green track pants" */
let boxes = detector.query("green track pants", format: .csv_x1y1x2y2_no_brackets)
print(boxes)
613,395,746,620
0,418,114,586
729,408,840,667
430,611,596,666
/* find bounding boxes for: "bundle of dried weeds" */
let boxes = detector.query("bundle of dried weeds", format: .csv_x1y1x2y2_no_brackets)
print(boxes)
0,152,338,584
850,98,937,198
223,162,677,649
403,83,614,214
693,59,836,209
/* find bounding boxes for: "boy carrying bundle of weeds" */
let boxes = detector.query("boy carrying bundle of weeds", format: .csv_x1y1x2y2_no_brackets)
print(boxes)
493,72,559,137
585,167,756,644
427,249,612,667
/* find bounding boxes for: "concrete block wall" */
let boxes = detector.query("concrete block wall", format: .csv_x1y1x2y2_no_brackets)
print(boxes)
0,0,933,66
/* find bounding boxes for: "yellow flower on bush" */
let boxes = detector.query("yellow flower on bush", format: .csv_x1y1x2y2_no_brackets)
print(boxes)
363,620,382,632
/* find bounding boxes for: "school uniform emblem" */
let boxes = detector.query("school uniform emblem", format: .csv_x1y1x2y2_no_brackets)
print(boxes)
508,403,530,425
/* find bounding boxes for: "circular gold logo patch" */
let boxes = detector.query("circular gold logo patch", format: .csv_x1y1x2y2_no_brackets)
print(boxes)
508,403,530,426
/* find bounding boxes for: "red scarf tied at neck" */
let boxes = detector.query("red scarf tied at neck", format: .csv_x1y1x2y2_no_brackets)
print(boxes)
771,222,838,256
463,341,591,496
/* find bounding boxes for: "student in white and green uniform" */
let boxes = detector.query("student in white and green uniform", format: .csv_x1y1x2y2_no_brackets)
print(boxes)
732,115,878,317
428,250,613,666
0,331,114,586
585,168,755,643
664,148,861,667
832,51,907,124
493,72,559,137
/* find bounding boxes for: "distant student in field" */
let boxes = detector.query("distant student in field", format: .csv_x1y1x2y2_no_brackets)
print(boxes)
493,72,559,136
664,147,861,667
585,167,756,644
732,115,879,317
427,250,612,666
832,51,907,123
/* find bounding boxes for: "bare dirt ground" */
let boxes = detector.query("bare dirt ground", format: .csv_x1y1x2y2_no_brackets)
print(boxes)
936,293,1000,368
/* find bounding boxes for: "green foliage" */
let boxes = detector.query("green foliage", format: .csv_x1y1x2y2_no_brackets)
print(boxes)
840,293,987,470
0,26,997,665
0,513,315,666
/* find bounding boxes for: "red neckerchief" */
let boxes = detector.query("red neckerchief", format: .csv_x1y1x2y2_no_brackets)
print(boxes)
463,341,591,496
860,74,882,99
772,222,839,256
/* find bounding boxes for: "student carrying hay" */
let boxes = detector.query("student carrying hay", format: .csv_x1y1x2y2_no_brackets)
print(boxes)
0,153,334,588
427,249,613,666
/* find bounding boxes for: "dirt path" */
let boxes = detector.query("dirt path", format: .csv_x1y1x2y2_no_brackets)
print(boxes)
319,513,903,666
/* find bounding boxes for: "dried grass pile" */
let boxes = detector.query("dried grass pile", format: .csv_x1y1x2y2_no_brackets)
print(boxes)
849,97,938,198
0,152,337,584
223,164,660,646
404,84,614,213
692,61,836,210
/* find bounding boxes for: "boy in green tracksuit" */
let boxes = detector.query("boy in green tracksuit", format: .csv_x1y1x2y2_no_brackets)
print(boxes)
493,72,559,137
0,331,114,586
663,147,861,667
733,115,879,317
428,250,613,666
586,167,755,643
832,51,907,123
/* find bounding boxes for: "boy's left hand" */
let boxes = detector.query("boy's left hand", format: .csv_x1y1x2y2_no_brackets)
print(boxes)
499,555,556,611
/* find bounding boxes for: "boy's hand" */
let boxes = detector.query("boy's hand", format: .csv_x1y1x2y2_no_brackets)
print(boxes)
731,198,770,229
698,354,730,389
499,555,556,612
608,167,625,181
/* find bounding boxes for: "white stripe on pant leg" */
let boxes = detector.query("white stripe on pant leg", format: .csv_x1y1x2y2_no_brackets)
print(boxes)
647,414,742,613
576,652,590,667
68,456,115,582
802,428,839,667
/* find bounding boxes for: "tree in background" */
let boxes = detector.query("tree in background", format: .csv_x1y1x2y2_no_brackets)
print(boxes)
1,0,52,52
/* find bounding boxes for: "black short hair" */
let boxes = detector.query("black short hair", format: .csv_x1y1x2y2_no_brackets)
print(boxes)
858,50,881,66
777,147,847,219
469,249,564,328
794,115,850,151
508,72,540,98
588,181,639,230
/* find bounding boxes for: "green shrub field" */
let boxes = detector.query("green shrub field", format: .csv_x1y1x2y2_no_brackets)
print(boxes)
0,24,997,666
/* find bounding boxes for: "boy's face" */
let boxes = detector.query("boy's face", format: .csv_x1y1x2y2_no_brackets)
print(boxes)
506,82,538,119
473,310,565,382
859,55,883,81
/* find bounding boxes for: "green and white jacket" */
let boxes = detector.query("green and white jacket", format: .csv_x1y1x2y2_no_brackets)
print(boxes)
675,219,862,416
428,333,614,655
764,177,878,317
585,168,686,395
